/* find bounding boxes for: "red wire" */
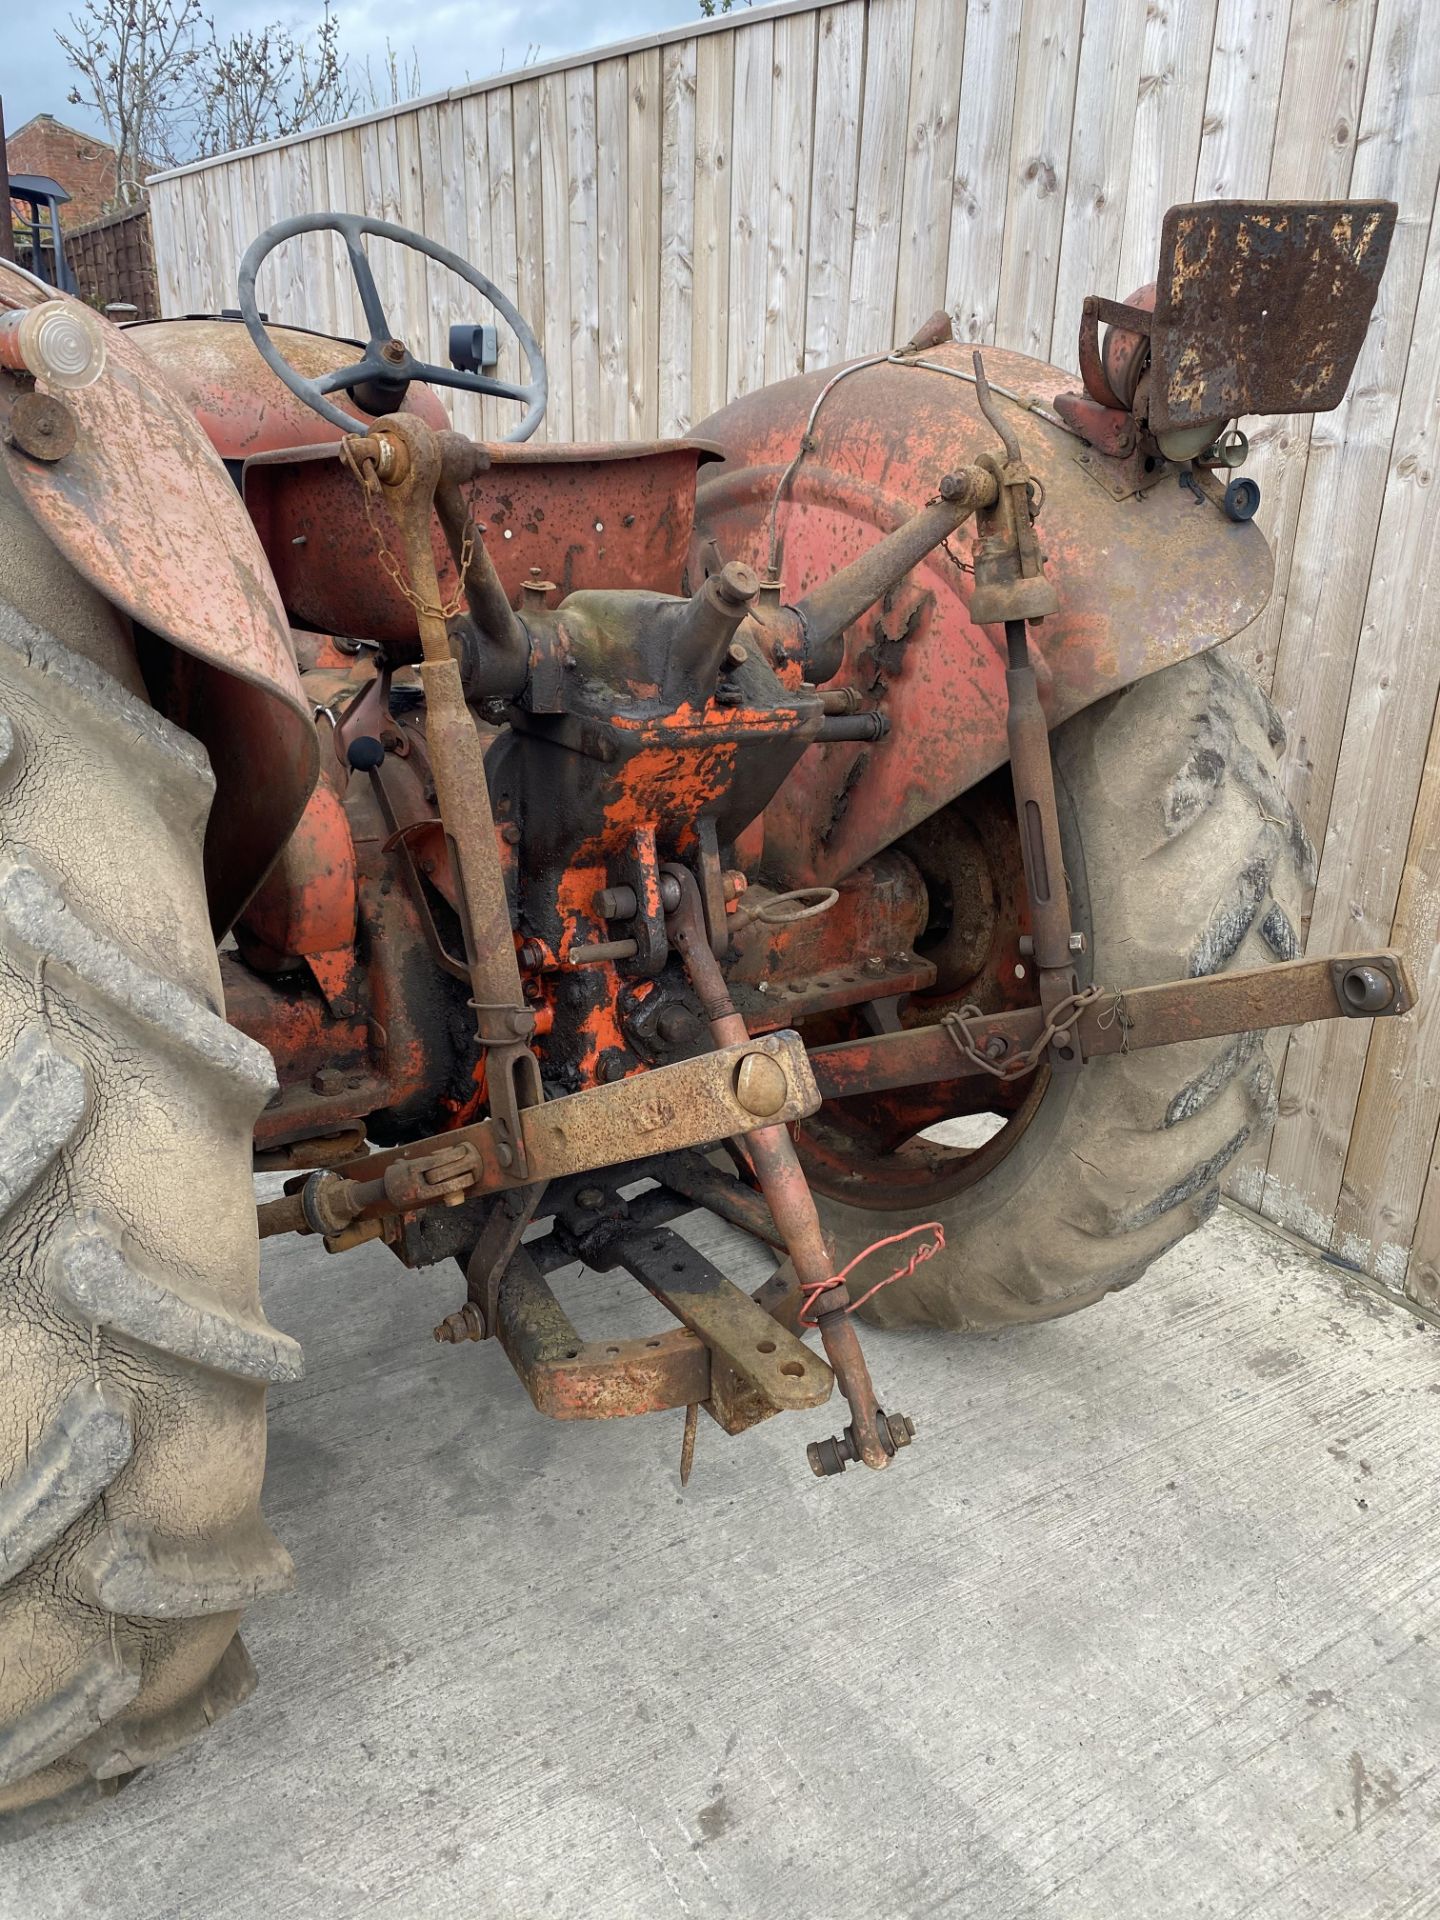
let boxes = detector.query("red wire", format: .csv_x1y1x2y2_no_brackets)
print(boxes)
797,1221,946,1326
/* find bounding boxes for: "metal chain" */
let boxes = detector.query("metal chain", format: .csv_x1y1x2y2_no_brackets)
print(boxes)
338,439,476,623
941,983,1110,1081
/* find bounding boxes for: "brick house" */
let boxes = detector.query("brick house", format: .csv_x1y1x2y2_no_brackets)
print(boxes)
8,113,118,227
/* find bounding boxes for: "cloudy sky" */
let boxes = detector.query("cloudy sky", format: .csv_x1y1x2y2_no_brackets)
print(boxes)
6,0,707,144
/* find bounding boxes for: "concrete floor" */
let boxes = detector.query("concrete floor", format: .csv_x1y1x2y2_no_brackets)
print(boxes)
5,1197,1440,1919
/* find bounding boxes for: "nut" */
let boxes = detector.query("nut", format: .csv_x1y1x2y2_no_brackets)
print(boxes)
434,1302,484,1343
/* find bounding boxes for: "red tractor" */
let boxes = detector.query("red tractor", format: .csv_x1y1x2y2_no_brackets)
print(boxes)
0,198,1410,1832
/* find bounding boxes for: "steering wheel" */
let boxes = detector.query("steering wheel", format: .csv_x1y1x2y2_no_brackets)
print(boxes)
236,211,548,441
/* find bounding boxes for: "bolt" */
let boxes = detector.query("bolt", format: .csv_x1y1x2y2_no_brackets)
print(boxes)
724,639,749,668
381,337,407,365
434,1302,484,1343
575,1186,606,1210
982,1033,1008,1060
518,939,545,969
734,1050,789,1118
806,1429,857,1477
1069,931,1087,954
601,1057,629,1083
721,870,749,902
863,955,886,975
594,885,637,920
715,686,743,707
496,1142,514,1168
1017,934,1035,958
715,560,760,607
501,822,521,845
655,1004,700,1046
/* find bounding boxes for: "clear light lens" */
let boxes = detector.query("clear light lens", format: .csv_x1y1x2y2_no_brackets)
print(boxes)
0,302,107,390
30,307,106,389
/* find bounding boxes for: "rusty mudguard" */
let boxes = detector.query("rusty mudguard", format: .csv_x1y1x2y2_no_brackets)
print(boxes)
0,265,317,931
692,341,1274,890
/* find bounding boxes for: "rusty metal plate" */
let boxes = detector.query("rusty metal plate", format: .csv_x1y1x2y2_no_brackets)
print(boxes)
0,267,317,930
1149,200,1397,433
333,1028,822,1193
694,342,1275,891
495,1248,710,1419
617,1227,831,1411
244,437,721,645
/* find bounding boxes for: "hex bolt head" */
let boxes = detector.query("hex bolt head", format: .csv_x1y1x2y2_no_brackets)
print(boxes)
434,1302,484,1343
734,1051,789,1118
655,1004,700,1046
575,1186,606,1210
1068,932,1087,954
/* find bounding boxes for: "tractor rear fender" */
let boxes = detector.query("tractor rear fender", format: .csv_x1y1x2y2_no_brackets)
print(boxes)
0,264,317,934
692,343,1273,890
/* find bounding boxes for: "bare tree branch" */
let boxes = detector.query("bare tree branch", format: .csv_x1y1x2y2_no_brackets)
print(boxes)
56,0,415,200
57,0,205,203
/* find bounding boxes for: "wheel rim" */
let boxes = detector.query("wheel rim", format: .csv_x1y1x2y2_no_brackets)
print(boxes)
795,767,1079,1211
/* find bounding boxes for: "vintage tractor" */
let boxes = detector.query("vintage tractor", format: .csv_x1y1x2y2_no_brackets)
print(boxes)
0,198,1411,1831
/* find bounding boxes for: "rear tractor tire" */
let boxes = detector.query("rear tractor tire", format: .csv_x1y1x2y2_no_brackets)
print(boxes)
812,649,1314,1330
0,484,301,1836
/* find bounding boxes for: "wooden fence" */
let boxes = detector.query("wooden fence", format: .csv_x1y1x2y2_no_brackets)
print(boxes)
67,205,159,318
149,0,1440,1307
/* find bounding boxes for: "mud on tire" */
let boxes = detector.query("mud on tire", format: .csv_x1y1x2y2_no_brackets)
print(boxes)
0,487,300,1834
815,649,1314,1331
